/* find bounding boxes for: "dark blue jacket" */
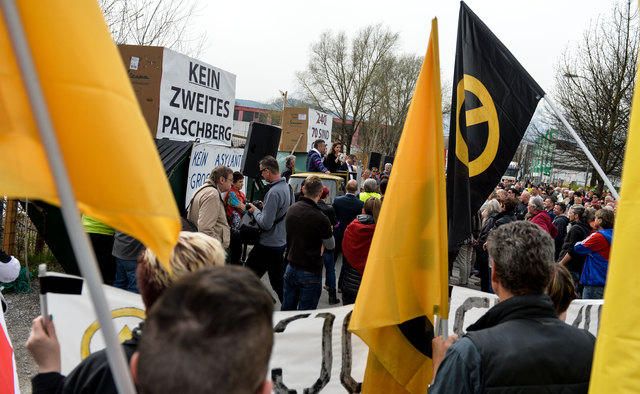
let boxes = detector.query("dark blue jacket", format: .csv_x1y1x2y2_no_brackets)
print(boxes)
332,194,364,244
306,149,328,172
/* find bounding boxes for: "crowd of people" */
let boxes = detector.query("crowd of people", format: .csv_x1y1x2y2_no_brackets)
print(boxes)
20,141,616,392
451,179,616,300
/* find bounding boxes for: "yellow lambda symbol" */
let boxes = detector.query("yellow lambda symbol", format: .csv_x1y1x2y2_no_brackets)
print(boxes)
455,74,500,177
80,307,146,359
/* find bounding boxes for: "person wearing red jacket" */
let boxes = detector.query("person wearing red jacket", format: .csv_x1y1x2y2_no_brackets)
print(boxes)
340,197,381,305
528,198,557,238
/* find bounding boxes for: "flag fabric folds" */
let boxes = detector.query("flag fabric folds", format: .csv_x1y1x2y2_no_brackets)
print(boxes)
446,1,545,246
588,62,640,393
349,18,448,394
0,0,180,266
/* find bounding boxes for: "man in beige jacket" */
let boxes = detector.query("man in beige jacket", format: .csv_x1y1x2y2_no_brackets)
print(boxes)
187,166,233,248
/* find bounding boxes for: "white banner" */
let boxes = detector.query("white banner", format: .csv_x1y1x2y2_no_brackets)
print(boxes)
48,277,602,391
307,109,333,151
48,275,367,392
157,48,236,144
185,143,244,208
447,286,603,337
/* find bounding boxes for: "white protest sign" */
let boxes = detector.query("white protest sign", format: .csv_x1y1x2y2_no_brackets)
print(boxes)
185,142,244,208
447,286,603,337
307,109,333,151
157,48,236,144
46,274,145,375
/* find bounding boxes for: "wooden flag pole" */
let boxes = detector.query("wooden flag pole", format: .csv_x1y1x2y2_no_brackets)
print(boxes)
0,1,136,393
543,96,620,200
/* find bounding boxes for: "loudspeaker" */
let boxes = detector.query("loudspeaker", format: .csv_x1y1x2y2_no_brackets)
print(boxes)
383,155,395,166
368,151,382,170
241,122,282,178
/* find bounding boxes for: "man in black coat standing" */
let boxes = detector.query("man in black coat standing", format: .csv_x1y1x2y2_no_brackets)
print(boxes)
552,202,571,260
332,180,363,257
558,204,592,290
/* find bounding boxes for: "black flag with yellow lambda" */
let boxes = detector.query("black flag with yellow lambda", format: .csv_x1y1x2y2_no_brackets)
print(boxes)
447,2,545,247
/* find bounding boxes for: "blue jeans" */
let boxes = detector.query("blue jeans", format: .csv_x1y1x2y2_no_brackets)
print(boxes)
582,285,604,299
323,252,336,291
113,258,139,294
282,264,322,311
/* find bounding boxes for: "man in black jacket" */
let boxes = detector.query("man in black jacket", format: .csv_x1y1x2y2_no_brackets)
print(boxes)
558,204,592,291
553,202,571,260
282,176,335,310
430,222,595,393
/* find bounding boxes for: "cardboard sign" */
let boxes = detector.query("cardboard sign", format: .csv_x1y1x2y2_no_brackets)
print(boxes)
158,49,236,144
280,108,333,153
185,142,244,208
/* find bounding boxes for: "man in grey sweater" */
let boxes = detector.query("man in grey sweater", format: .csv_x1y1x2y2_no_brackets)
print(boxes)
246,156,293,302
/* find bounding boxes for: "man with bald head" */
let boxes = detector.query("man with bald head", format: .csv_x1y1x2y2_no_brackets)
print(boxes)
516,191,530,220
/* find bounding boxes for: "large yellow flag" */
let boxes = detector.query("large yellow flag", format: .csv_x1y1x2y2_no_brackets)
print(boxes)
0,1,180,266
588,56,640,392
349,19,448,394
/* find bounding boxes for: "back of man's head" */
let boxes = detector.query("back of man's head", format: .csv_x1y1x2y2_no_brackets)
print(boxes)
345,179,358,194
304,175,324,198
363,178,378,193
379,179,388,195
487,221,554,296
136,266,274,394
502,196,517,213
595,208,615,229
259,155,279,174
313,139,325,149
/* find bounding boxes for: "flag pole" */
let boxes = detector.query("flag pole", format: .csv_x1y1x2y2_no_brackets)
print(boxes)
0,1,137,393
543,96,620,200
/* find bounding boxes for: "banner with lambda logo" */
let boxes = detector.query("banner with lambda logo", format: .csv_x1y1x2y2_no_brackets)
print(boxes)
47,278,601,392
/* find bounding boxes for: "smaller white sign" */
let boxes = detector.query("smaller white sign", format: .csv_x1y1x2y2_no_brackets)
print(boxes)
129,56,139,70
307,109,333,151
185,143,244,208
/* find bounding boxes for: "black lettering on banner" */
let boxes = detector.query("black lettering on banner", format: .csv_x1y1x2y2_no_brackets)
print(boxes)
224,100,230,117
189,62,198,83
272,313,335,394
162,116,172,133
272,314,311,394
571,305,601,333
340,311,362,393
224,126,231,141
453,297,492,336
169,86,181,108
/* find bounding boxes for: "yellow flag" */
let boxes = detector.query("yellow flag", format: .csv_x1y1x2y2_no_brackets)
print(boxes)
588,56,640,392
0,0,180,267
349,19,448,394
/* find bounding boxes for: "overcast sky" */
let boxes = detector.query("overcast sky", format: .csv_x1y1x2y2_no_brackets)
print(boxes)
196,0,620,103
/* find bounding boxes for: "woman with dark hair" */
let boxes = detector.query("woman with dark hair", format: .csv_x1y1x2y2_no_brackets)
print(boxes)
547,263,577,321
340,197,381,305
225,171,247,265
323,142,343,173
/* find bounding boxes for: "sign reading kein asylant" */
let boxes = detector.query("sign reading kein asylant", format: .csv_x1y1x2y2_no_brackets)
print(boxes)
185,143,244,208
158,48,236,145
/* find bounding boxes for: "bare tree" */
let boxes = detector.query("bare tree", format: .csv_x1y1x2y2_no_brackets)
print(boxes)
297,24,399,154
358,54,422,156
554,0,638,191
99,0,205,56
